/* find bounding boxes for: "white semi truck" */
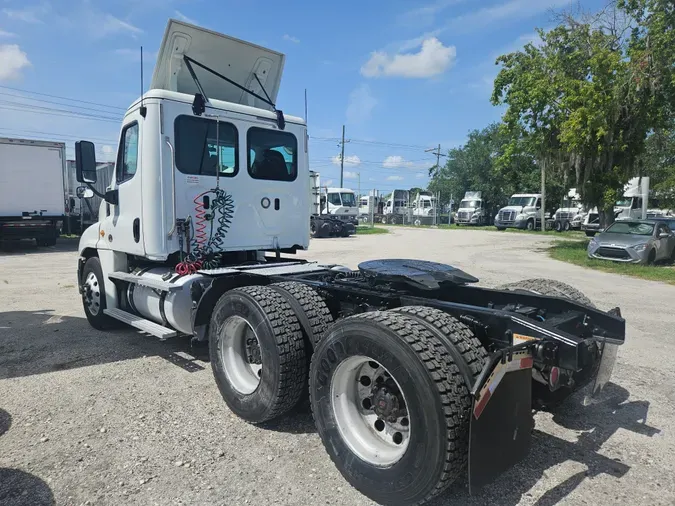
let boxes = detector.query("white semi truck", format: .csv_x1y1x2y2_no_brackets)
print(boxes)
72,19,625,506
0,137,66,246
309,171,355,237
494,193,543,231
411,191,438,226
455,191,487,226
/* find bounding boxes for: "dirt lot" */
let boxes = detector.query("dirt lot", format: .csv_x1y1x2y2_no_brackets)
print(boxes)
1,227,674,506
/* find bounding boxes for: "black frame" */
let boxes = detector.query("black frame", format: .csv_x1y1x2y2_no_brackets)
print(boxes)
116,121,139,184
246,127,298,182
174,115,239,177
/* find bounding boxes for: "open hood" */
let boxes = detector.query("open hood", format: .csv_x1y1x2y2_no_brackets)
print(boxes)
151,19,285,111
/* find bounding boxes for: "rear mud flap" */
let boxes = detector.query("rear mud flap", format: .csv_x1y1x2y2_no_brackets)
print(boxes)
583,341,619,406
469,349,534,494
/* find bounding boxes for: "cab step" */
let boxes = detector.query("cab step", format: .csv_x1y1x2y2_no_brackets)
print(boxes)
108,271,182,292
104,308,178,339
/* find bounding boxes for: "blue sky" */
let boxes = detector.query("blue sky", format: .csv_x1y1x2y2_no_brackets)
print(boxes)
0,0,605,194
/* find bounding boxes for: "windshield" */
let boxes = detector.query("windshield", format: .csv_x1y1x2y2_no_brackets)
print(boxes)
341,193,356,207
508,196,536,207
360,198,368,206
605,222,654,236
460,199,480,209
615,199,631,207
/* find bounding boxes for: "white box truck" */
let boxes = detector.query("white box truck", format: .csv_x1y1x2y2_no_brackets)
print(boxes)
0,137,66,246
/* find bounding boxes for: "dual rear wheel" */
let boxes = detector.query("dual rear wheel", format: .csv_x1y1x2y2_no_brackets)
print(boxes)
209,283,488,505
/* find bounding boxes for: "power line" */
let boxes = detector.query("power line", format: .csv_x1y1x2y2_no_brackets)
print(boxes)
0,127,118,145
311,136,435,150
0,84,127,111
0,104,121,123
0,91,125,116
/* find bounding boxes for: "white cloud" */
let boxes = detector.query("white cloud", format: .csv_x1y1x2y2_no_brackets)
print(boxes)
282,34,300,44
398,0,466,28
332,155,361,167
99,14,142,37
416,173,426,179
101,145,115,155
2,5,49,24
0,29,16,38
361,38,456,79
324,179,334,186
445,0,572,34
0,44,31,81
174,10,197,25
346,84,377,124
383,155,414,169
386,175,404,181
343,171,359,180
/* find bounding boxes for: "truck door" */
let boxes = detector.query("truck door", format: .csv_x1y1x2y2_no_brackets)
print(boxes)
100,116,145,255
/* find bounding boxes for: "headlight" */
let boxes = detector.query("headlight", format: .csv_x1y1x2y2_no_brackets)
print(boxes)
631,243,648,251
515,214,527,221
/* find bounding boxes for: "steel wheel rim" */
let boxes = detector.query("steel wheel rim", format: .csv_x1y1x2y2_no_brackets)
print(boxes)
219,316,262,395
83,271,101,316
331,356,410,467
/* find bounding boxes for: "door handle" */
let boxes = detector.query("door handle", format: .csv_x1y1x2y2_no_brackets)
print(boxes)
274,198,280,210
133,218,140,243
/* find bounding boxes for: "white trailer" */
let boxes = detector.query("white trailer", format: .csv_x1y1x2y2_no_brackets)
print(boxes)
71,18,624,506
0,137,66,246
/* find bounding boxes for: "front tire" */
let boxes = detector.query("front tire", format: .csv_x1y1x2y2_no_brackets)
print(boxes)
81,256,118,330
310,311,470,505
526,219,535,231
209,286,307,424
585,231,596,237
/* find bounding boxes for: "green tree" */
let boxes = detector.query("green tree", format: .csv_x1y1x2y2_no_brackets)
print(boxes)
492,2,674,227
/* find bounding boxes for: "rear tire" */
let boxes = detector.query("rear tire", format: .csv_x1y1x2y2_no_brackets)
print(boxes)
209,285,307,423
497,278,596,308
563,220,571,232
392,306,487,379
310,311,470,505
81,256,118,330
496,226,506,231
585,231,596,237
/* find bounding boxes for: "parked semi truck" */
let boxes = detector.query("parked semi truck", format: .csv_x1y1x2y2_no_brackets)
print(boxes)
0,137,65,246
411,191,438,226
552,188,585,232
309,171,355,237
455,191,487,226
73,19,625,506
494,193,544,231
381,189,409,224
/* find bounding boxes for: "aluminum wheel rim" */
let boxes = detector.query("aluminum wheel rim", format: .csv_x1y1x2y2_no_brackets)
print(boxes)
83,271,101,316
219,316,263,395
331,356,410,467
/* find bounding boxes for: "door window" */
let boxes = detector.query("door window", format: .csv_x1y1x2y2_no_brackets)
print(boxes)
116,122,139,184
247,127,297,181
327,193,342,206
174,116,238,176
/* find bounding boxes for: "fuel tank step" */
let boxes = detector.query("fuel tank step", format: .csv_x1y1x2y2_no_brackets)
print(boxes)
104,308,178,339
108,271,182,292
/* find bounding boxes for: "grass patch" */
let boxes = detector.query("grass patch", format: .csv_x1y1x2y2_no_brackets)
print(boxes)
355,226,389,235
549,239,675,284
60,234,80,239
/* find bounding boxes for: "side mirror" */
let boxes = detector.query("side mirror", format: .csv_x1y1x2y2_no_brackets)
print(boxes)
75,141,97,184
659,232,670,239
76,186,94,199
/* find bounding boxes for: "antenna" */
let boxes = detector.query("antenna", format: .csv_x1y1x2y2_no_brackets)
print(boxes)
304,88,308,122
140,46,147,118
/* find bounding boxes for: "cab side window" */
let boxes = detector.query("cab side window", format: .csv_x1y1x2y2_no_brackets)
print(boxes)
117,122,139,184
247,127,297,182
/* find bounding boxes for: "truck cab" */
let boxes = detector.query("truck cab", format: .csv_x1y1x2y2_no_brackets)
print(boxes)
494,193,542,231
322,187,358,226
553,188,586,231
411,191,437,225
382,189,409,224
455,191,486,226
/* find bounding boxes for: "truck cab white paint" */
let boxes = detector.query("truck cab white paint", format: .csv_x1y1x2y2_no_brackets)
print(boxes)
455,191,486,225
494,193,542,230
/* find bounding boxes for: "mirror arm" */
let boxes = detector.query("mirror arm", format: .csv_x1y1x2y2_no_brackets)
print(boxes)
85,181,106,199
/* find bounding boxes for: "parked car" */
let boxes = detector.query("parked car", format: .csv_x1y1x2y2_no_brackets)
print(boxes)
587,220,675,265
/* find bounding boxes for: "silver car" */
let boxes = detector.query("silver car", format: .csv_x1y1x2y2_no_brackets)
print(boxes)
587,220,675,264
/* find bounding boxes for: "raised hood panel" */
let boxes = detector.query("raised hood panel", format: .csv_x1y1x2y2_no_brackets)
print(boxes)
151,19,285,110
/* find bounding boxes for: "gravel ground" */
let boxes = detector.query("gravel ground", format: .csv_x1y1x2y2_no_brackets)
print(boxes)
1,227,674,506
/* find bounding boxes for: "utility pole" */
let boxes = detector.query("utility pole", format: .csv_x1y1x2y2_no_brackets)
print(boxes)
338,125,350,188
425,144,446,173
